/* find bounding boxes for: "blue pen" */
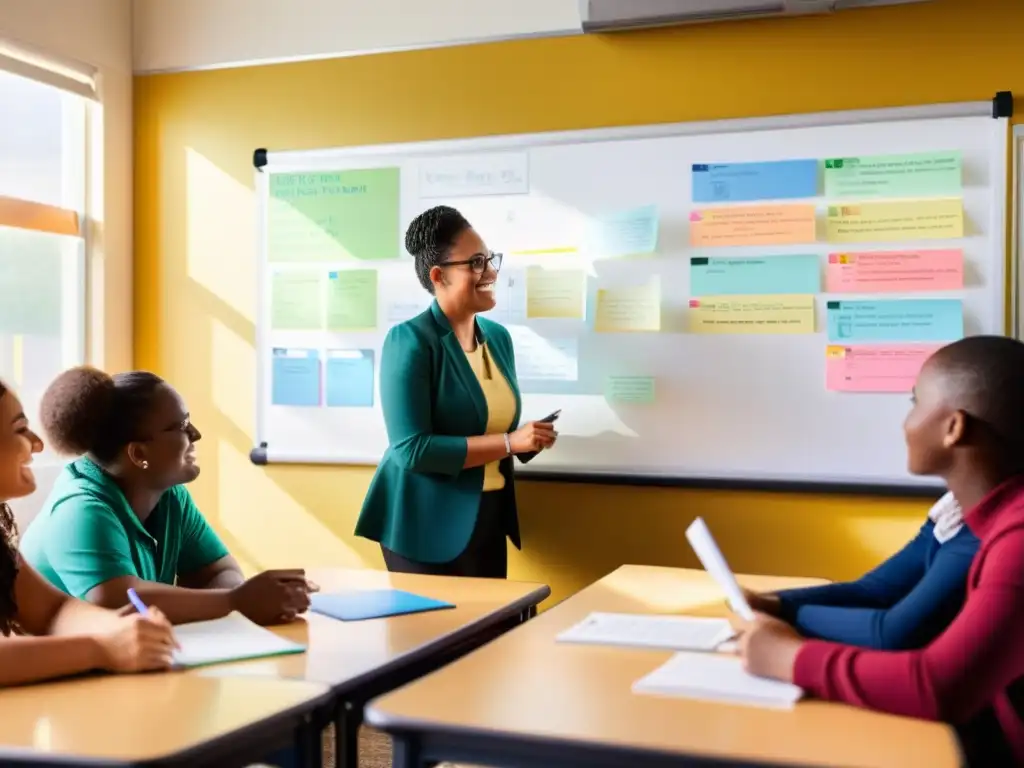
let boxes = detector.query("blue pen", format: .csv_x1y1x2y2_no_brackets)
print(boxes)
126,587,149,616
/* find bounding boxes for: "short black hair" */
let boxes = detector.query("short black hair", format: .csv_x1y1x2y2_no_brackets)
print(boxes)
405,206,471,294
929,335,1024,452
39,367,166,464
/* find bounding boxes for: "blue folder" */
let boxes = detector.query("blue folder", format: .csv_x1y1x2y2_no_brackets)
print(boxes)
310,589,455,621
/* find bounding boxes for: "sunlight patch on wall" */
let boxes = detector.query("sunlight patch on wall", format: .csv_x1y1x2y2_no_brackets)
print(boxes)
184,147,256,322
210,317,256,439
217,438,367,569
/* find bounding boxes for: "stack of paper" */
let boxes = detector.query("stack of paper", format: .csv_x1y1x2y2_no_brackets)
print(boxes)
633,652,804,710
556,612,735,652
172,611,306,669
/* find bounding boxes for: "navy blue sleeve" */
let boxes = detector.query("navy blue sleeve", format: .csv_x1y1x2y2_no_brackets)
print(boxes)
783,527,978,649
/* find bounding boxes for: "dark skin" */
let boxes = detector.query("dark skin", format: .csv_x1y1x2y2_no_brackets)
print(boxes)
740,355,1019,681
84,383,314,626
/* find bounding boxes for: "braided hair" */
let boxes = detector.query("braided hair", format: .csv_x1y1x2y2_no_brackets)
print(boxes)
405,206,472,294
0,381,21,636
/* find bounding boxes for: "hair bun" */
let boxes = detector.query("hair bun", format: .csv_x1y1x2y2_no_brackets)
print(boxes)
39,366,117,457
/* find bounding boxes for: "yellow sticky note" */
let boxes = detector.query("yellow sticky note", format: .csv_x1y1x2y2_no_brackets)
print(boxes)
595,279,661,333
689,204,816,247
826,199,963,243
688,295,815,335
525,268,585,319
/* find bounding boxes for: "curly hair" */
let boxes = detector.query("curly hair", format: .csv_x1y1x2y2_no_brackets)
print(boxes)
0,380,20,635
405,205,472,294
39,367,166,465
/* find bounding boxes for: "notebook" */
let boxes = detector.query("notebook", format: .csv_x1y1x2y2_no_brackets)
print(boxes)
633,652,804,710
310,589,454,621
556,612,735,652
172,611,306,669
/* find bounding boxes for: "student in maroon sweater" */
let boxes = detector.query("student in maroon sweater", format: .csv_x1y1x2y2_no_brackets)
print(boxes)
740,335,1024,766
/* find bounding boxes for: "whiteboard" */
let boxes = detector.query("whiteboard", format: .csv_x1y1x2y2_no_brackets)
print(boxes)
253,101,1010,492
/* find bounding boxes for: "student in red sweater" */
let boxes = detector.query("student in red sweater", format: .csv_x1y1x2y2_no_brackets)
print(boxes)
740,335,1024,766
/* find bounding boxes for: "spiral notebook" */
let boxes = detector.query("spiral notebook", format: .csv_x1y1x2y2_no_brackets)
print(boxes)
172,612,306,669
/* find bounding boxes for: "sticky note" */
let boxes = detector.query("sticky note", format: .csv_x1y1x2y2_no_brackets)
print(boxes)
326,270,378,331
585,204,659,258
271,349,321,406
325,349,375,407
595,279,661,333
690,254,820,296
269,168,401,262
508,327,578,381
826,299,963,343
688,295,815,335
271,271,322,330
525,268,585,320
692,160,818,203
606,376,655,404
826,249,963,293
824,151,961,199
826,344,940,393
689,204,816,247
826,199,963,243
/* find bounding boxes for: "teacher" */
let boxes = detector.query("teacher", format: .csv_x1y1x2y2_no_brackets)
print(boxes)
355,205,557,578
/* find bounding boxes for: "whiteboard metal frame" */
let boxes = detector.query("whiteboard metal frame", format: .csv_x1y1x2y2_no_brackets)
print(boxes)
252,99,1011,496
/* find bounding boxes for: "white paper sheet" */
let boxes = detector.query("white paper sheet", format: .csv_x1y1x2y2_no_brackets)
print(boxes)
172,611,305,669
556,612,735,652
685,517,755,621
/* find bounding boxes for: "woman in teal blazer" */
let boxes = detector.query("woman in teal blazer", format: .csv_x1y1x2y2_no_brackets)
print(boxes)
355,206,558,578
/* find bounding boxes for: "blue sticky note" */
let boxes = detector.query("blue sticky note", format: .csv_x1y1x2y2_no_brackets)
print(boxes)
826,299,963,343
271,348,321,406
326,349,375,407
310,590,454,622
690,254,820,296
586,204,659,257
692,160,818,203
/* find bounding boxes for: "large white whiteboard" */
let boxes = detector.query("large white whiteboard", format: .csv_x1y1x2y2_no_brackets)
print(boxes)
253,101,1010,492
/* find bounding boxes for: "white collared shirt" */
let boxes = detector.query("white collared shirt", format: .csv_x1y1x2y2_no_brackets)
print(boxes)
928,491,964,543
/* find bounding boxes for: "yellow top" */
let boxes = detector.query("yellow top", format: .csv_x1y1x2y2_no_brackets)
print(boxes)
465,343,517,492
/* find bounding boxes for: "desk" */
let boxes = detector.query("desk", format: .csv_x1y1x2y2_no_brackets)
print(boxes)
0,673,329,768
204,567,550,768
365,565,963,768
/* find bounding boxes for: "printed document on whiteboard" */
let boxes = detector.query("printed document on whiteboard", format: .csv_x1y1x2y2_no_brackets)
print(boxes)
685,517,754,621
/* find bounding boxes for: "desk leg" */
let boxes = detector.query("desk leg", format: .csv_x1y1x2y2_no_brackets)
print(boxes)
335,702,360,768
391,736,422,768
295,715,324,768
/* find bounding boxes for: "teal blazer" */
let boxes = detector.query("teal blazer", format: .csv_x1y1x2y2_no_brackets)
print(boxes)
355,301,527,564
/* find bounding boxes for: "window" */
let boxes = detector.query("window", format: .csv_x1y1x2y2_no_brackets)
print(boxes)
0,66,88,460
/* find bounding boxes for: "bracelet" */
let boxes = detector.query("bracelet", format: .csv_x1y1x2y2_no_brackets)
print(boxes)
503,433,512,456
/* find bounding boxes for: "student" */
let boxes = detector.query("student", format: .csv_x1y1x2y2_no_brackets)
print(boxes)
742,490,979,649
20,367,312,626
740,336,1024,766
0,378,176,685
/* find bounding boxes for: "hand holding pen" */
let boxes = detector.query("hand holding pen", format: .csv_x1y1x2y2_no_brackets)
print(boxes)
95,588,178,673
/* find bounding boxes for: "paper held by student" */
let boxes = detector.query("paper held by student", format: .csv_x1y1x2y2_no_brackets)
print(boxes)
685,517,754,621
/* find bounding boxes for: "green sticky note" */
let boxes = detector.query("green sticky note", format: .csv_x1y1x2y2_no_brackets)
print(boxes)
268,168,401,262
326,270,378,331
0,230,63,335
823,151,961,199
606,375,655,404
271,271,323,330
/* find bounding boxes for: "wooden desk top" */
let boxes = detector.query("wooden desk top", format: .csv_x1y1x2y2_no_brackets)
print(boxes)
366,565,961,768
204,567,550,691
0,673,328,764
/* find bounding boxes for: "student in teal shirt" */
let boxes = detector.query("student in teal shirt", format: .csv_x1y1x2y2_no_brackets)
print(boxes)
20,367,313,627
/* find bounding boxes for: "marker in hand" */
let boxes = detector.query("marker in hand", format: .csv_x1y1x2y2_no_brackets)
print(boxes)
126,587,149,616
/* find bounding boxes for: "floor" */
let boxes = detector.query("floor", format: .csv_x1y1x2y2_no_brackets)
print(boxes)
320,725,465,768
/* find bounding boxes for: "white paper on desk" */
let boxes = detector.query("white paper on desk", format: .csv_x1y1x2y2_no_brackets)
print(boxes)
556,612,735,652
633,652,804,710
685,517,754,622
172,611,306,669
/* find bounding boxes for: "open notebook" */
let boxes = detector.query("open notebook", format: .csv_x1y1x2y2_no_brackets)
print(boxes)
172,612,306,669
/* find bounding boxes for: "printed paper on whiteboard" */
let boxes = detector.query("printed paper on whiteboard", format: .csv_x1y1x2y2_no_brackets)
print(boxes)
685,517,754,621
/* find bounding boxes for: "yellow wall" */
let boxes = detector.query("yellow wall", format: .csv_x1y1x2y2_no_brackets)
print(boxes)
133,0,1020,605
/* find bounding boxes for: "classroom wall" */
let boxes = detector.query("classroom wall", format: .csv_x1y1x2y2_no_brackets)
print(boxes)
134,0,1019,602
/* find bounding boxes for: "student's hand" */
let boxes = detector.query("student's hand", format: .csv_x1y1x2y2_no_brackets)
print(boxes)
229,569,312,625
741,588,782,618
97,609,176,673
738,612,805,683
510,421,557,453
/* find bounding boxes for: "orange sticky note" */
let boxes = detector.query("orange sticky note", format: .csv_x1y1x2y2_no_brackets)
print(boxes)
689,204,816,247
825,344,940,393
826,249,963,294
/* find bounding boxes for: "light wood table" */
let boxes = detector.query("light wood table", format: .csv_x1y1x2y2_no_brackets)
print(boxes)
365,564,963,768
0,672,329,768
202,567,550,768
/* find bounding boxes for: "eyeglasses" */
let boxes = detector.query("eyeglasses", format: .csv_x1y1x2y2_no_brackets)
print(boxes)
441,252,503,274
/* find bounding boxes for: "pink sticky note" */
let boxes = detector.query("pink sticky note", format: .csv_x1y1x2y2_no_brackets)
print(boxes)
689,204,816,247
825,344,940,393
825,249,963,293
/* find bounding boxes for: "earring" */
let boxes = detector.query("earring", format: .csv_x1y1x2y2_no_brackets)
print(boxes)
141,461,149,469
